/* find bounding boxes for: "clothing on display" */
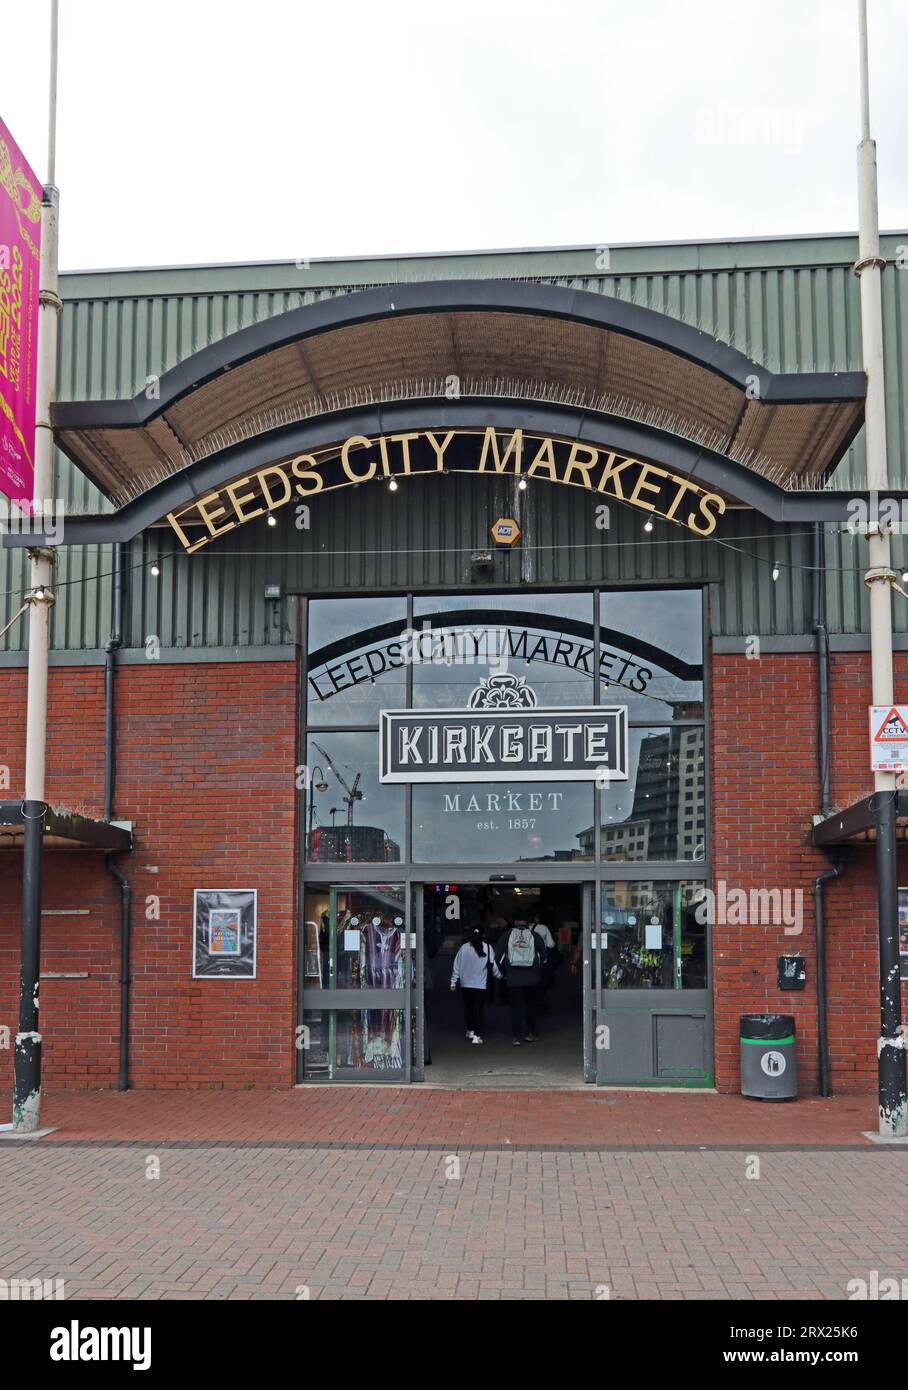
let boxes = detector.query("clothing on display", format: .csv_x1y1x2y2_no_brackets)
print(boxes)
342,910,406,1069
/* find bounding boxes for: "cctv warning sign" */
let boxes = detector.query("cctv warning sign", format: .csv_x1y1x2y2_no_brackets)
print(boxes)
870,704,908,771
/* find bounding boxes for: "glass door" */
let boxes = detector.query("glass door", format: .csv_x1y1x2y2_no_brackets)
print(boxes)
299,883,411,1081
595,880,712,1086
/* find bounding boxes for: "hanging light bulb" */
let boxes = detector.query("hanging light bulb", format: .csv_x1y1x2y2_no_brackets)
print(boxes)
643,518,653,533
518,477,527,491
772,563,780,582
150,564,160,578
902,569,908,584
389,478,398,492
267,514,277,527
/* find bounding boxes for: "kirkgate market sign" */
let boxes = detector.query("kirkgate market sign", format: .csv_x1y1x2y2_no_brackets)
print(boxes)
166,426,728,552
380,674,629,784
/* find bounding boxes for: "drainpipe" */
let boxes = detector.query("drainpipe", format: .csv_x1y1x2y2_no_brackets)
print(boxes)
812,523,832,818
103,541,131,1090
811,520,841,1097
103,543,123,820
105,855,132,1091
813,855,845,1098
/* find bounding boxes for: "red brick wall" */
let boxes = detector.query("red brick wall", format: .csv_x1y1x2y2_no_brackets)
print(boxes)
0,660,298,1090
2,648,905,1095
710,650,908,1096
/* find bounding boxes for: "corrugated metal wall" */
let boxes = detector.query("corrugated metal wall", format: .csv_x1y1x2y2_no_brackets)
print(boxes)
3,233,907,654
122,477,828,649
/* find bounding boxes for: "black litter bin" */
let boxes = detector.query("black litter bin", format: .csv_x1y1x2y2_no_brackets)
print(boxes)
740,1014,797,1101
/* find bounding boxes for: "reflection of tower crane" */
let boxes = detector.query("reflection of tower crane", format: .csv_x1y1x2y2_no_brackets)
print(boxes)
312,742,363,826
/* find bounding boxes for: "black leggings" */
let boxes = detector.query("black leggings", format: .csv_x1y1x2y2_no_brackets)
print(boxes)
462,988,486,1037
509,986,538,1039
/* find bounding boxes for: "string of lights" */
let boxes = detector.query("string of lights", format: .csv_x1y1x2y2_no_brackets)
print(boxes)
0,502,905,604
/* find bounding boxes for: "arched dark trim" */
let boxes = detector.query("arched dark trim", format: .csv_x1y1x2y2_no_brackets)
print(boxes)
52,278,864,436
17,395,868,547
308,608,702,683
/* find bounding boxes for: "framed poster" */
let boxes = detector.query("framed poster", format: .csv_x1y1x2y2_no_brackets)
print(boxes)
899,888,908,983
193,889,257,978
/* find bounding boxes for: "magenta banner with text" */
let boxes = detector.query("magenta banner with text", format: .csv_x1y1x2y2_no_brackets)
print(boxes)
0,116,42,507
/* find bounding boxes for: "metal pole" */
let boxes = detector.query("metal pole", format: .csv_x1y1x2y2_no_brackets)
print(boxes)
13,0,61,1132
855,0,907,1137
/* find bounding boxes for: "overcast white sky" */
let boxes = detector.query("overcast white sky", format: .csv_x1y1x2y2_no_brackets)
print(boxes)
4,0,907,271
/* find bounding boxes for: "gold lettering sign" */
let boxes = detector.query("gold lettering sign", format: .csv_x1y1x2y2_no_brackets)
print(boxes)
166,427,727,553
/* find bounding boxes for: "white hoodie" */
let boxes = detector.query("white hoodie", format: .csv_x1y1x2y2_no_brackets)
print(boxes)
451,940,502,990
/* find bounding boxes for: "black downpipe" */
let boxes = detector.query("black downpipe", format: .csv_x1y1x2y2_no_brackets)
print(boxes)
103,542,131,1091
811,522,843,1096
103,544,123,821
812,523,832,818
105,854,132,1092
813,856,844,1098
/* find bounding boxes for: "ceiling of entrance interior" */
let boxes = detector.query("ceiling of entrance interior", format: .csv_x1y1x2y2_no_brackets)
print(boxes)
52,281,865,508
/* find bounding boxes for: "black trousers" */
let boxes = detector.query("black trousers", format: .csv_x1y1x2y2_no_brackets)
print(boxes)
509,986,538,1039
462,987,486,1037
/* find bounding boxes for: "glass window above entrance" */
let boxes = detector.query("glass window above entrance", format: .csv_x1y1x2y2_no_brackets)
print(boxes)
411,593,594,709
308,596,408,725
306,733,403,863
301,588,707,867
412,782,593,863
601,589,703,720
599,726,705,862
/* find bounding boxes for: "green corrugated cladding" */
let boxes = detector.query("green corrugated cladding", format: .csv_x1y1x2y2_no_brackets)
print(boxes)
2,232,908,654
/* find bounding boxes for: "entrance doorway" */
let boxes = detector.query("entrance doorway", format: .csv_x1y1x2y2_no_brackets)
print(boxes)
423,883,584,1087
297,877,712,1087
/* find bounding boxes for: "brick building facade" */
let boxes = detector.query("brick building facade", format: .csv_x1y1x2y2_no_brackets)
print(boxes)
2,242,907,1101
1,646,904,1094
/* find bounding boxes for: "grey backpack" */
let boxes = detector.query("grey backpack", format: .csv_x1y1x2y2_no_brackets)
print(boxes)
507,928,536,968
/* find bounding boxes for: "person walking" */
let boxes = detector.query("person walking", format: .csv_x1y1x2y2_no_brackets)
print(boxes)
451,927,501,1045
529,907,559,1013
495,917,545,1045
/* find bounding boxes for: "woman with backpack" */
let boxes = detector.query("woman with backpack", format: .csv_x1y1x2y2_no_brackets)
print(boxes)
450,927,501,1045
495,917,546,1045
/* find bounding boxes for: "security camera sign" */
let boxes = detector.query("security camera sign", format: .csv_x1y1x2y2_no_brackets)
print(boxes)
870,704,908,771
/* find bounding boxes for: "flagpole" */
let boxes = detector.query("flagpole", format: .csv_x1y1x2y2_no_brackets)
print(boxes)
855,0,907,1138
13,0,61,1132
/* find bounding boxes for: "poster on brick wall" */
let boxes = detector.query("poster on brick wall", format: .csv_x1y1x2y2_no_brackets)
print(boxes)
899,888,908,982
193,889,257,978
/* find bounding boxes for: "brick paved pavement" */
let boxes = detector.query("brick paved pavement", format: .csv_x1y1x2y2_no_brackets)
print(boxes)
0,1144,905,1300
0,1086,882,1146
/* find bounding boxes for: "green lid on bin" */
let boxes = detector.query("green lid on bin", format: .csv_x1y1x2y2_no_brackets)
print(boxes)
740,1013,795,1042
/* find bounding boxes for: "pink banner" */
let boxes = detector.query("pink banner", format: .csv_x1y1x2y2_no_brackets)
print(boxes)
0,116,42,507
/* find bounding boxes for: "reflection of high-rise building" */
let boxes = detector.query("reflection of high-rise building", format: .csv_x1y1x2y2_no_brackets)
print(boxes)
578,818,649,861
676,726,706,859
580,726,705,862
309,826,400,862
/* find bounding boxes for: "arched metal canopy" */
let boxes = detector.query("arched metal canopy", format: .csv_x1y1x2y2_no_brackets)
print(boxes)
25,396,868,548
48,280,865,533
